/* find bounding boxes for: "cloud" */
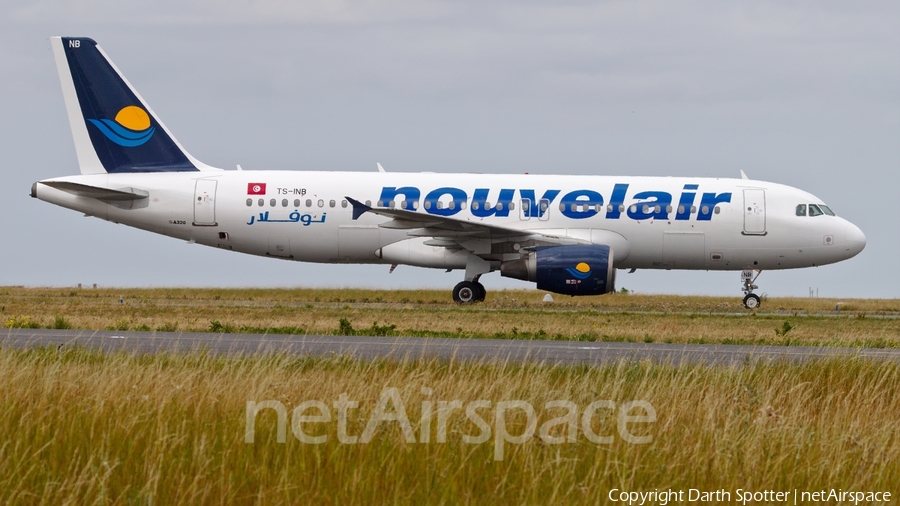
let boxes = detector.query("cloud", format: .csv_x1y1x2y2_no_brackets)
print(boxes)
2,0,897,295
7,0,452,25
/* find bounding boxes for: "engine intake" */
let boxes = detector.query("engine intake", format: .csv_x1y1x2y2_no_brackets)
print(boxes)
501,245,615,296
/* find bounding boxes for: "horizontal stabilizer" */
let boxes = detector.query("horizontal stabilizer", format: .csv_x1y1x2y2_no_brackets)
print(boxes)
39,181,149,201
37,180,150,210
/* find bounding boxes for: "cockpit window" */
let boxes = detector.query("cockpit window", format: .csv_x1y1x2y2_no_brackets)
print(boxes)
819,205,835,216
795,204,807,216
808,204,824,217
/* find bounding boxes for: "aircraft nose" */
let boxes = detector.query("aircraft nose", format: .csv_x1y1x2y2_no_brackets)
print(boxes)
844,222,866,257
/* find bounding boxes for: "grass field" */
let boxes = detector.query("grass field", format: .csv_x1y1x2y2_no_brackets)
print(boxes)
2,287,899,503
2,287,899,347
1,346,898,504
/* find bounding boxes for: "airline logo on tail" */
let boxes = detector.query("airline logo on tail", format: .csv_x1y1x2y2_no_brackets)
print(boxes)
86,106,155,147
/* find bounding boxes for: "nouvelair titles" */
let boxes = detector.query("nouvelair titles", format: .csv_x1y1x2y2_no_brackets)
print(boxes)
377,183,732,221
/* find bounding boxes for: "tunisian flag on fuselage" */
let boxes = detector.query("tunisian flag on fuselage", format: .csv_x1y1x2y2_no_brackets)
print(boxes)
247,183,267,195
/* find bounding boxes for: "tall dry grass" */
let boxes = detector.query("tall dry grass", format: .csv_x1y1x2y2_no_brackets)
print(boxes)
0,345,898,504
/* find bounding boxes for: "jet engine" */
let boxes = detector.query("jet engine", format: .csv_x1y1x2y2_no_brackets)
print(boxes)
500,245,615,296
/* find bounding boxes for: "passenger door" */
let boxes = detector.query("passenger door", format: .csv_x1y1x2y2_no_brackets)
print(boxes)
193,179,217,226
742,189,766,235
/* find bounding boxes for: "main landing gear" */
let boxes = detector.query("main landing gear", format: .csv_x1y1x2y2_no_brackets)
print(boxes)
741,269,762,309
453,255,491,304
453,277,486,304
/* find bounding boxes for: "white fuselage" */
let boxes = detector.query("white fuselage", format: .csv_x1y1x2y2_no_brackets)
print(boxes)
34,170,866,272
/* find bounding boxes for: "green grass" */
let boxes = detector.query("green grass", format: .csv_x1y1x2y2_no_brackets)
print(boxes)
0,345,898,504
1,287,898,347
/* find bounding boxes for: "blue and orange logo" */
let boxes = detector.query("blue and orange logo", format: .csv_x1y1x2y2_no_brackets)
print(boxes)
87,106,155,147
566,262,592,280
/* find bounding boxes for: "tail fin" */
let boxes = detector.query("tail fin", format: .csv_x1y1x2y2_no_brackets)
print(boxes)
51,37,216,174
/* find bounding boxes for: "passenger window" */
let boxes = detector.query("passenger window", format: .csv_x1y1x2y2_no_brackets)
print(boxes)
306,199,312,208
820,205,835,216
294,199,301,207
269,198,276,207
282,199,288,207
496,203,503,211
317,199,324,208
341,200,347,208
808,204,823,217
796,204,806,216
258,198,264,207
246,198,252,207
329,200,335,208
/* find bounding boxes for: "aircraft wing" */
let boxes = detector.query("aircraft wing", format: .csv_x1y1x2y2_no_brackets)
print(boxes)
345,197,583,254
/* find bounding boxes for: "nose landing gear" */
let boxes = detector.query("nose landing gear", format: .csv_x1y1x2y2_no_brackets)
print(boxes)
741,269,761,309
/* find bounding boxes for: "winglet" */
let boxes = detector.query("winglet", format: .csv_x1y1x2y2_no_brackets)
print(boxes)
377,162,386,173
740,170,749,180
345,196,372,220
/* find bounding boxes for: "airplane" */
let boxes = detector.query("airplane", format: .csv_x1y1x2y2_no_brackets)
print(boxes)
32,37,866,309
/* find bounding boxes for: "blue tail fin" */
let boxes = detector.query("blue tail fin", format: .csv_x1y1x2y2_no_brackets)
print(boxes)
51,37,210,174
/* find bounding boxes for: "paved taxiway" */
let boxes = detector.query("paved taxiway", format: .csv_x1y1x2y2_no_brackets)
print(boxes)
4,328,900,365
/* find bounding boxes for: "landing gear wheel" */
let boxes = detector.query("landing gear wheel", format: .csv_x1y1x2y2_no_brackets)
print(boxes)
473,282,486,302
743,293,761,309
740,270,762,310
453,281,480,304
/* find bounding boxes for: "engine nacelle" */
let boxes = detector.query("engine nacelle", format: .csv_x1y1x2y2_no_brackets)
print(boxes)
500,245,616,296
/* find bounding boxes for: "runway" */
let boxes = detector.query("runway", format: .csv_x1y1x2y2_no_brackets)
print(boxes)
4,328,900,365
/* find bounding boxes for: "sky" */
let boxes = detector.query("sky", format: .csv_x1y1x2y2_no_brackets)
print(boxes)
1,1,897,299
